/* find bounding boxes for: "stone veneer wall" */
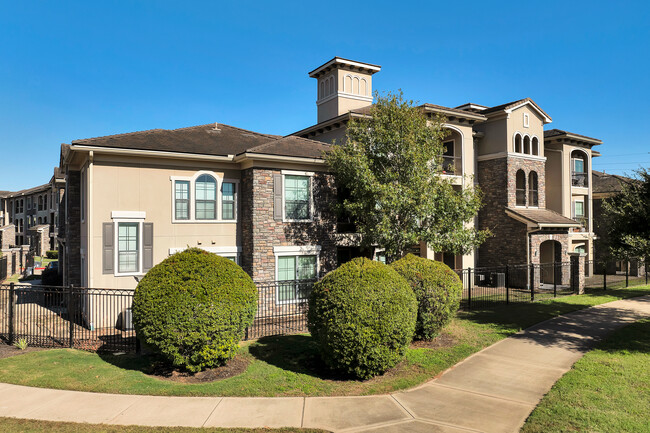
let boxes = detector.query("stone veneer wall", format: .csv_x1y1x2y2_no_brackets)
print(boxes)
240,168,338,315
240,168,337,280
65,170,81,286
477,158,527,266
506,156,546,209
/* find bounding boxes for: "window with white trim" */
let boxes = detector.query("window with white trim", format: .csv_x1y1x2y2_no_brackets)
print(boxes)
174,181,190,220
195,174,217,220
277,255,317,302
117,222,139,273
284,175,311,220
221,182,236,220
523,113,530,128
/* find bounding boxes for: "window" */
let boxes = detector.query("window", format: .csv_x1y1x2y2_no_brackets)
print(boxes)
523,136,531,154
174,181,190,220
117,222,139,273
516,170,526,206
442,140,458,174
532,137,539,156
523,113,530,128
195,174,217,220
284,175,311,220
528,172,539,207
514,134,522,153
571,150,588,187
277,255,317,302
574,201,585,218
38,196,43,211
221,182,236,220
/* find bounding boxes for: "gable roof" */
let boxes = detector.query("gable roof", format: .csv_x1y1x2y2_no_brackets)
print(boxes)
69,123,329,160
592,170,635,194
482,98,552,123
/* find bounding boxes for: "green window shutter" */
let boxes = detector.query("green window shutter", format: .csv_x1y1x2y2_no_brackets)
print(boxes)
143,222,154,272
102,222,114,274
273,174,283,221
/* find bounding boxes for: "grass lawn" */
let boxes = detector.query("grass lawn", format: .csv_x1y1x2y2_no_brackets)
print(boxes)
0,418,324,433
0,285,648,397
522,318,650,433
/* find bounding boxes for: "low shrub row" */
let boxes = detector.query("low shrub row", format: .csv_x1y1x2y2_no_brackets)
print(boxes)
132,249,461,380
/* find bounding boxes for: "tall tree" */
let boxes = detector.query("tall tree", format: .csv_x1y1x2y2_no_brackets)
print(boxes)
326,91,489,262
603,167,650,261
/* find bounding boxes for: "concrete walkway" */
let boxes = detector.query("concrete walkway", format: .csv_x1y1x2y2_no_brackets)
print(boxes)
1,296,650,433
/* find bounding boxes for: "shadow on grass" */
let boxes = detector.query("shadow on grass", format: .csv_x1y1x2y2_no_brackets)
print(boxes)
248,334,355,381
598,318,650,354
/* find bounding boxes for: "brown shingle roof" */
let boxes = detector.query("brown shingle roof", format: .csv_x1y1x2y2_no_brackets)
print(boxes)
482,98,552,122
592,170,635,194
70,123,328,160
507,208,580,226
544,129,602,144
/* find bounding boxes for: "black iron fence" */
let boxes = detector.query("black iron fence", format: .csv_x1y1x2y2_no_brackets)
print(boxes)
0,256,6,281
0,283,136,352
1,259,648,353
585,259,649,290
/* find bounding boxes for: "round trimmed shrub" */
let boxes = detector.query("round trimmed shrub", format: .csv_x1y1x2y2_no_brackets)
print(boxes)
132,248,257,372
390,254,462,340
307,257,417,379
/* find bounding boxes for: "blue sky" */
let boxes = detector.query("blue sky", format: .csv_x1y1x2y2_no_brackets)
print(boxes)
1,1,648,190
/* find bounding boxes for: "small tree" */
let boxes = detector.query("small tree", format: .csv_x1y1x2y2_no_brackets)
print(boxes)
326,91,488,262
603,167,650,261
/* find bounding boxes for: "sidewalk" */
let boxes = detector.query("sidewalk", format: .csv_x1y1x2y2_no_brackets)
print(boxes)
1,296,649,433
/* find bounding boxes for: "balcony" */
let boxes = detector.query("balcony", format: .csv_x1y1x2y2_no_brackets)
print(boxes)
572,171,588,187
442,155,462,175
572,216,588,232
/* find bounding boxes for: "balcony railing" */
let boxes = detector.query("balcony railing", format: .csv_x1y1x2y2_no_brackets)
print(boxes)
442,155,462,175
572,171,588,187
572,216,588,232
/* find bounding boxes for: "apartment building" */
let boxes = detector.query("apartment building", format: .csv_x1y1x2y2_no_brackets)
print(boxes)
0,168,65,253
57,56,602,303
295,57,601,273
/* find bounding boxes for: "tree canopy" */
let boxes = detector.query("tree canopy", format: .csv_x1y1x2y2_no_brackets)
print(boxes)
603,167,650,260
326,91,489,262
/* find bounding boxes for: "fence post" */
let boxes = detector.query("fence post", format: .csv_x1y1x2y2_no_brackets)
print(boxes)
68,285,74,348
530,264,535,302
646,260,648,286
8,282,15,345
553,263,557,297
467,267,472,309
603,263,607,291
626,261,629,288
505,265,510,305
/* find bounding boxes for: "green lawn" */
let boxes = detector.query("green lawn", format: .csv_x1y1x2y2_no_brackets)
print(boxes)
0,285,648,397
522,318,650,433
0,419,324,433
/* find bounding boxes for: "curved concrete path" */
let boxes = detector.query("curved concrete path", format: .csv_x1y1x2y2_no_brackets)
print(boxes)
1,296,649,433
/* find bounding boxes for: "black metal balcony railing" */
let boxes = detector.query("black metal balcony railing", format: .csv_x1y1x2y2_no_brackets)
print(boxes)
442,155,461,175
572,171,588,187
572,216,588,232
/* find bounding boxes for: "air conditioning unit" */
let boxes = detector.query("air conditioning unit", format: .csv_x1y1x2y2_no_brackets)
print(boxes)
118,308,133,331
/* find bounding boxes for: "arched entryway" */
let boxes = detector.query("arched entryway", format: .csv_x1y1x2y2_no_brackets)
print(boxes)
540,240,562,284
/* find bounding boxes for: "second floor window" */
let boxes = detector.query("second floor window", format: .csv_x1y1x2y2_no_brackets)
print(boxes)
174,181,190,220
221,182,236,220
285,175,311,220
195,174,217,220
528,172,539,207
516,170,526,206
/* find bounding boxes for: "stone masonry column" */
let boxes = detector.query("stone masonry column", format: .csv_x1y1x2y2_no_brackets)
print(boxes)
570,252,586,294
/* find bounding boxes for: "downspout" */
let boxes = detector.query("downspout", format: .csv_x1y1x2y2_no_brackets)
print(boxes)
88,151,94,288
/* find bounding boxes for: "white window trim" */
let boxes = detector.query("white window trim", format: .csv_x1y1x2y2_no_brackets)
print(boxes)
170,171,240,223
274,245,321,305
523,113,530,128
573,199,585,217
281,170,315,223
169,246,241,264
112,213,146,277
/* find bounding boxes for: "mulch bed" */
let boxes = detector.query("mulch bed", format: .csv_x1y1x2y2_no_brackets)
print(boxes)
410,332,457,350
145,354,251,384
0,343,45,360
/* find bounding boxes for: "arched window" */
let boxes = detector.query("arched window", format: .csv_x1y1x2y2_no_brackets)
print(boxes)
524,136,531,154
529,171,538,206
345,75,352,92
38,196,43,210
571,150,588,187
515,134,522,153
361,78,367,95
516,170,526,206
328,76,334,95
353,76,359,94
195,174,217,220
532,137,539,156
319,81,324,99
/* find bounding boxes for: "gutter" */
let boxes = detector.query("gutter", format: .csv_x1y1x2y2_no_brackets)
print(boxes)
68,145,236,162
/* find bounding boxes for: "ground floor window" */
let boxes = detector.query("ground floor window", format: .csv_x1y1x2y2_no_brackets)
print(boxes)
276,254,317,303
117,222,139,273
